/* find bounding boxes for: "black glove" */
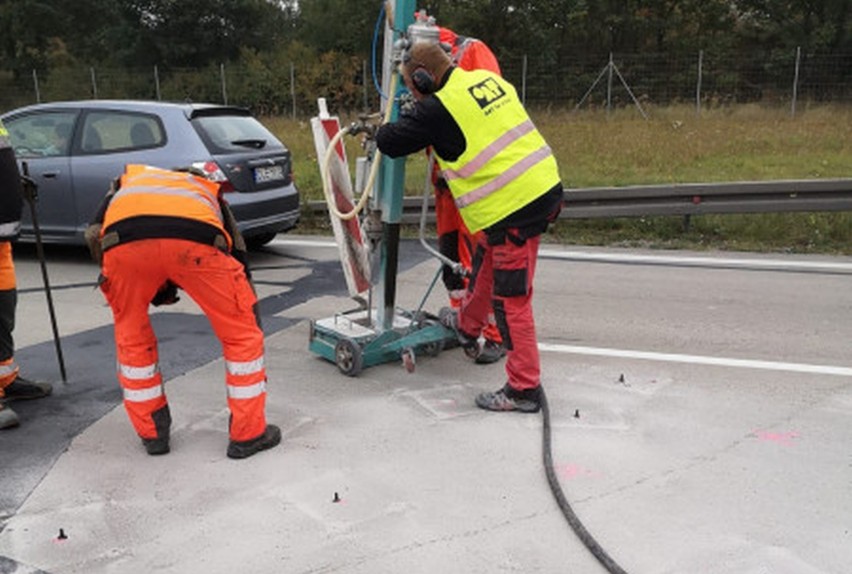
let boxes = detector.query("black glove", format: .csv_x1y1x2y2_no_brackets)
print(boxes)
151,281,180,306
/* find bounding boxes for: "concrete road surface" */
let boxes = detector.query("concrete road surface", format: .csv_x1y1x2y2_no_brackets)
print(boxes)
1,236,851,574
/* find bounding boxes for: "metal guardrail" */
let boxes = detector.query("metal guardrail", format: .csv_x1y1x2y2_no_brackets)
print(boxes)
307,179,852,224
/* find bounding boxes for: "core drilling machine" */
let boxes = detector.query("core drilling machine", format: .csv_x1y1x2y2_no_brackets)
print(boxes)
308,3,460,376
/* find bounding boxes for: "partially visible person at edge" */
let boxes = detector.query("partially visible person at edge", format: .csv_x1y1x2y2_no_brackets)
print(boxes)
85,164,280,457
429,26,506,365
0,119,53,430
375,42,563,413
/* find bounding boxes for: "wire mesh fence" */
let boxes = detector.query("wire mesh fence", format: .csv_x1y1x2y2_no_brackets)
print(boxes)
1,48,850,117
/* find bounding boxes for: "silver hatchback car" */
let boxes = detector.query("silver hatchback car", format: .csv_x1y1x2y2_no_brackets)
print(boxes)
2,100,300,248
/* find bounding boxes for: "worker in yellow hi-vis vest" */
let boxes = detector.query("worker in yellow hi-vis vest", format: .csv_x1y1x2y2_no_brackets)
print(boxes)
376,42,563,414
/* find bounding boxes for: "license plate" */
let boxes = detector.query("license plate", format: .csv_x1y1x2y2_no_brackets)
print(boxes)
254,165,284,183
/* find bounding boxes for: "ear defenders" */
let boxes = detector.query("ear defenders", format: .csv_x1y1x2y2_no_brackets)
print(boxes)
410,66,437,95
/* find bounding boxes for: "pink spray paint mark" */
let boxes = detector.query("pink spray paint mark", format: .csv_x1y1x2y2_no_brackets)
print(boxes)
557,463,601,480
754,430,799,446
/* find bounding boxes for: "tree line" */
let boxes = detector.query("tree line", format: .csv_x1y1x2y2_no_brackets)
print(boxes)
1,0,850,113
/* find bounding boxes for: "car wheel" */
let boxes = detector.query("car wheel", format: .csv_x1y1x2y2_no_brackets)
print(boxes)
245,231,277,250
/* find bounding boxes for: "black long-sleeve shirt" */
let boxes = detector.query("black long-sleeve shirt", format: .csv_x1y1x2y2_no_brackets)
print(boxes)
0,146,23,239
375,68,563,237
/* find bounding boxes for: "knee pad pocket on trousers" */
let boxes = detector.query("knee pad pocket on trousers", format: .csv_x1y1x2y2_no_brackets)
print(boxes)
493,268,528,298
492,299,512,350
468,243,487,292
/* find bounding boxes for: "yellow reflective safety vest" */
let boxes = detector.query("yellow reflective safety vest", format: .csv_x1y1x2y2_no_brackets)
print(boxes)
102,164,232,250
434,69,560,232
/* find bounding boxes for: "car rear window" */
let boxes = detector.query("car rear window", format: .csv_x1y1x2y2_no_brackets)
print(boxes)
80,111,165,153
192,115,285,154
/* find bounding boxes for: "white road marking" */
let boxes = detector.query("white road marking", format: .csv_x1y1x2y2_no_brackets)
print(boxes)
269,237,337,248
272,239,852,273
539,249,852,273
538,343,852,377
271,238,851,376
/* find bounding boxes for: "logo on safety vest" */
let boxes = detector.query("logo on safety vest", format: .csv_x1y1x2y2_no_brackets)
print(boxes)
468,78,506,111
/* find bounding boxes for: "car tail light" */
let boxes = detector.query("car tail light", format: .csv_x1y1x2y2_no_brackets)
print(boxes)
191,161,235,193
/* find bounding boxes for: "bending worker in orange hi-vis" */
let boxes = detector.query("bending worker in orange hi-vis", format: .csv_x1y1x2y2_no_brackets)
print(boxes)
86,164,280,459
432,27,505,365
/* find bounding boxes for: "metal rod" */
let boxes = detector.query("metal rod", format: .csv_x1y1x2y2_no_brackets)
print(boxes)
791,46,801,118
220,63,227,105
606,53,614,114
20,162,67,383
154,65,161,101
291,62,296,119
574,64,609,112
90,67,98,99
32,69,41,104
612,62,648,120
696,50,703,117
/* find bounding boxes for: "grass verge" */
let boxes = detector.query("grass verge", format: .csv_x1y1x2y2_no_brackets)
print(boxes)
263,104,852,255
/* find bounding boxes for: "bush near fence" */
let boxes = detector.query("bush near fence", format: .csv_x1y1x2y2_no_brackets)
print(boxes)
1,49,850,117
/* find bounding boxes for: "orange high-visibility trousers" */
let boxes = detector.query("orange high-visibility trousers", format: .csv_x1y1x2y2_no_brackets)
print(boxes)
100,238,267,442
0,241,19,391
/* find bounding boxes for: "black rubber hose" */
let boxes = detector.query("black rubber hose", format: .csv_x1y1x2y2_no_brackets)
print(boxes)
540,387,630,574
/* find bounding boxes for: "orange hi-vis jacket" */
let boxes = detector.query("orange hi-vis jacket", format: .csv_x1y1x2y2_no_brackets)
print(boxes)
101,164,233,251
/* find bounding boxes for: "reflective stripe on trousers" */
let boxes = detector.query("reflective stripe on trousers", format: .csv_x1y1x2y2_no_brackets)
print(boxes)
119,361,164,404
0,357,19,393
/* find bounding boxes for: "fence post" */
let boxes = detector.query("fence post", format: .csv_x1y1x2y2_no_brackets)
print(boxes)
220,63,228,105
521,54,527,106
32,69,41,104
90,67,98,99
696,50,703,117
290,62,296,119
791,46,801,118
606,52,614,114
363,59,369,111
154,65,161,101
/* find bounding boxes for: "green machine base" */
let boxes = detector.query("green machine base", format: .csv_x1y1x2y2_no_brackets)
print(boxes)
309,307,457,377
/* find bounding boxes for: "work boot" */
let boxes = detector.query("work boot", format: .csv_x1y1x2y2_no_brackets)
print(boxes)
3,376,53,401
474,339,506,365
475,383,542,414
0,403,20,430
142,436,170,456
227,424,281,460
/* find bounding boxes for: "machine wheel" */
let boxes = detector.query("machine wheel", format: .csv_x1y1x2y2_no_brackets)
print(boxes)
462,343,480,360
421,339,443,358
335,338,363,377
401,347,416,373
420,319,444,357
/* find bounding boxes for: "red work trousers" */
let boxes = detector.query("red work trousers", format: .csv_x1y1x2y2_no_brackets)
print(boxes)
100,239,267,442
435,185,502,344
458,230,541,392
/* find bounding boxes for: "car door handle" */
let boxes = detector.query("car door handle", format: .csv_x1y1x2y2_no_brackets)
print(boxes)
40,171,61,179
